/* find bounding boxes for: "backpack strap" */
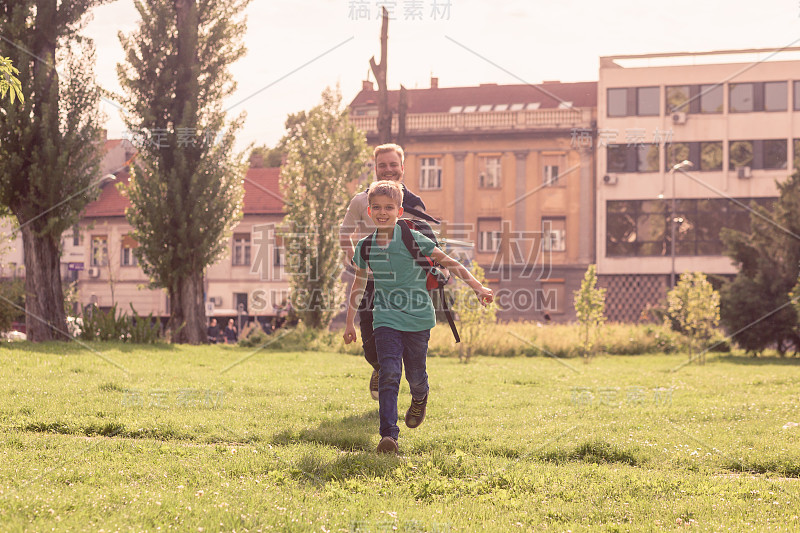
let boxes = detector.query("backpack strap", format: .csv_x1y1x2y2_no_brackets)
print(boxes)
398,221,461,343
359,231,375,269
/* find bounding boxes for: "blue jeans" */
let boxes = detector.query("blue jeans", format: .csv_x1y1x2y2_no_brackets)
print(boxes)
373,327,430,440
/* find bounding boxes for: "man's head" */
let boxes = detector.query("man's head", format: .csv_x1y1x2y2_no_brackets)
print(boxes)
367,180,404,229
373,143,404,182
210,318,217,327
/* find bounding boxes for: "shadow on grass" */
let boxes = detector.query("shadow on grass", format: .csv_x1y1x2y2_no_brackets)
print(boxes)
717,354,800,366
295,449,402,482
0,340,177,354
272,411,378,452
540,440,643,466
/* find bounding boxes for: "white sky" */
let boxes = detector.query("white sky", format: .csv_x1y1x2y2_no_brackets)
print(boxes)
84,0,800,152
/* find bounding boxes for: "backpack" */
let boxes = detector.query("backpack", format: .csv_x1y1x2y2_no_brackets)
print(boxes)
360,220,461,343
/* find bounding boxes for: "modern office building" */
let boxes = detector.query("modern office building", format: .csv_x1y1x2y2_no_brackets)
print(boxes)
597,47,800,321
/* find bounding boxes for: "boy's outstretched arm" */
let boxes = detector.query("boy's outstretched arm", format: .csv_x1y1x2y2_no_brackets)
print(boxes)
430,248,494,306
343,266,368,344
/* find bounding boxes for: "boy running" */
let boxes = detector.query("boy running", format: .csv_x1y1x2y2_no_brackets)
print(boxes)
343,180,493,454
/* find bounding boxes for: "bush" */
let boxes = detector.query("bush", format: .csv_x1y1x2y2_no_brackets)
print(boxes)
77,304,161,343
0,278,25,332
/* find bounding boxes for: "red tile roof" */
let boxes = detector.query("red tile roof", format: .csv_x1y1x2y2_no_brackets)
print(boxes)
104,139,124,151
83,166,284,218
350,81,597,113
243,167,284,214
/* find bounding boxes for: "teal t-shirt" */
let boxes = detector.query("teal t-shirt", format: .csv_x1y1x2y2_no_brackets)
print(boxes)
353,225,437,332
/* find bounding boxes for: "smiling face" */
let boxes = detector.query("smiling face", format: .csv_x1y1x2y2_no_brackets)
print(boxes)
374,150,404,182
367,193,404,230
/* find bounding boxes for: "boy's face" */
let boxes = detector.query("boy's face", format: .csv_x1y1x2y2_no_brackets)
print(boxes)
374,150,404,181
367,194,403,229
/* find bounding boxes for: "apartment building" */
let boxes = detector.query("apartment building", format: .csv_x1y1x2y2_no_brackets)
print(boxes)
597,47,800,321
350,79,597,321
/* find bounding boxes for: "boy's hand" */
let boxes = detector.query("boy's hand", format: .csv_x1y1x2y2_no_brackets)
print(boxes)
343,324,358,344
474,285,494,306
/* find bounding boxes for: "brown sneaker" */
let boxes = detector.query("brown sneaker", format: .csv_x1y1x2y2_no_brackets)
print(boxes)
405,394,427,428
369,369,379,401
376,436,398,454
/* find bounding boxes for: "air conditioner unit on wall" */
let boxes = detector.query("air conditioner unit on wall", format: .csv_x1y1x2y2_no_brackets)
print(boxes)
88,267,100,278
736,166,752,179
603,174,618,186
671,112,687,125
210,296,223,306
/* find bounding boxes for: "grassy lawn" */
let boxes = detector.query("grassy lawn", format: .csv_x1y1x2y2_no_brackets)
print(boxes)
1,341,799,531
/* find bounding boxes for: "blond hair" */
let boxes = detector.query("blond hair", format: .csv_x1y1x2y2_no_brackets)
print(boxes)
368,179,404,208
373,143,404,164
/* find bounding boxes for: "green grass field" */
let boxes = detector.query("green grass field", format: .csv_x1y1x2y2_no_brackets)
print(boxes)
1,341,799,531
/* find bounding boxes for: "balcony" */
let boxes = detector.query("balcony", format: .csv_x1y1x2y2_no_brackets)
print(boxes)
349,108,593,136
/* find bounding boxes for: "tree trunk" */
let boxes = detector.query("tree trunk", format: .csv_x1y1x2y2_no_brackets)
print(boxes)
169,271,206,344
20,225,67,341
369,6,391,144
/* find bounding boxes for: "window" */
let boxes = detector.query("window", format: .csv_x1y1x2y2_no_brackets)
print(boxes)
478,156,501,188
794,139,800,170
764,82,787,111
607,88,628,117
607,144,659,173
543,165,559,186
637,87,659,116
606,198,776,257
477,218,501,253
120,235,138,267
667,84,722,114
700,84,723,114
729,83,754,113
91,236,108,267
232,233,251,266
729,139,787,170
72,225,80,247
730,82,787,112
419,157,442,190
542,218,566,252
234,292,248,313
795,82,800,111
666,85,691,113
665,141,723,171
699,142,723,171
607,87,659,117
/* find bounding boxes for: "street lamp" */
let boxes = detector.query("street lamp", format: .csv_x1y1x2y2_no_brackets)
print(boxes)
660,160,694,287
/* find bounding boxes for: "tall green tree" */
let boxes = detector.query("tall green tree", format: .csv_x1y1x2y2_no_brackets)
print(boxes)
720,171,800,355
0,1,107,341
452,261,496,363
0,56,23,104
573,264,606,359
279,87,371,329
667,271,720,364
117,0,249,343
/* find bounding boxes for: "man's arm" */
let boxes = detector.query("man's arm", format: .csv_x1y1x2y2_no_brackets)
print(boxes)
343,266,368,344
430,248,494,305
339,194,362,267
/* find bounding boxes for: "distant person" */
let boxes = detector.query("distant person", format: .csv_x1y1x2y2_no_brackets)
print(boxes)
224,318,238,344
207,318,221,344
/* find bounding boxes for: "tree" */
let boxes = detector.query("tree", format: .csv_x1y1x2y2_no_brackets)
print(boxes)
0,56,23,104
573,264,606,359
720,171,800,355
279,87,371,329
451,261,495,363
666,272,720,364
249,144,284,168
0,1,107,341
117,0,249,343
